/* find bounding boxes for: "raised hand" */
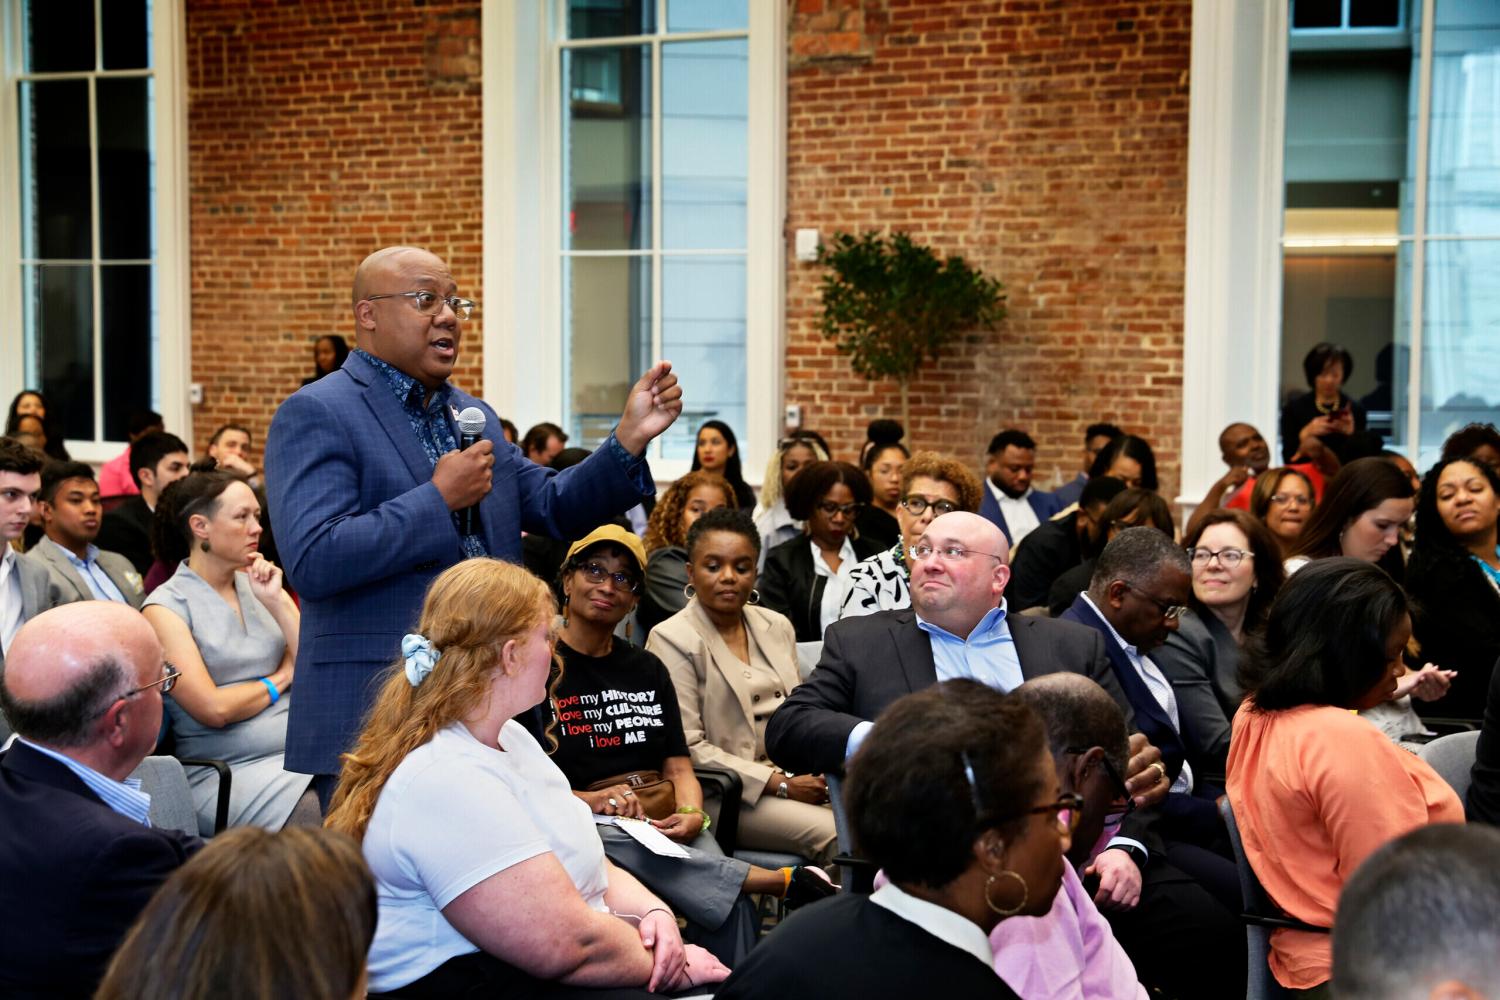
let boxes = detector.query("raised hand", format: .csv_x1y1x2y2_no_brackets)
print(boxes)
615,362,684,456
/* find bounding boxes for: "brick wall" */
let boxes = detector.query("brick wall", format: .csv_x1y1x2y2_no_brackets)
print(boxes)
785,0,1191,496
186,0,483,459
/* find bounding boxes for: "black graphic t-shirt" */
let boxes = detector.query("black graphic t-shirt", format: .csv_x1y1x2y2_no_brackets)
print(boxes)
550,638,690,790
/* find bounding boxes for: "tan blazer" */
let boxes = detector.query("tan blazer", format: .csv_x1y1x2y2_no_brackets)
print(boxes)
27,539,145,609
646,600,801,806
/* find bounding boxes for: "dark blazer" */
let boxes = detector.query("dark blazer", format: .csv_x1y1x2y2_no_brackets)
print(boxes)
1150,609,1240,774
264,350,649,776
0,742,201,998
1278,390,1368,463
1466,654,1500,824
1008,510,1084,611
979,486,1064,545
717,893,1020,1000
1406,546,1500,723
95,494,155,576
765,606,1132,776
759,534,885,643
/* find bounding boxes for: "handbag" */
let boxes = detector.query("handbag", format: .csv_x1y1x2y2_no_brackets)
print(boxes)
586,770,677,821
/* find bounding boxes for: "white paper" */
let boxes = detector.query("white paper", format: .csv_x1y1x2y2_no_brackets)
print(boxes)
593,816,693,858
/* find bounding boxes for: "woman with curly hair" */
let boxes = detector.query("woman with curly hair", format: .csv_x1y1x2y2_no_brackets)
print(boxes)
636,471,737,637
326,559,730,997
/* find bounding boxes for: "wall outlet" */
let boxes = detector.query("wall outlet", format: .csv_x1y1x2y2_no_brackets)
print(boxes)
784,404,802,429
189,383,203,405
794,228,819,262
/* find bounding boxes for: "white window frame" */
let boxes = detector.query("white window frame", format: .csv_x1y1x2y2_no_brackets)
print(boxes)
482,0,785,485
0,0,191,463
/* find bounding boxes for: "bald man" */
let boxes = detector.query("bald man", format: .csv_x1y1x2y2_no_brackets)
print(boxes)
0,603,201,996
265,246,683,800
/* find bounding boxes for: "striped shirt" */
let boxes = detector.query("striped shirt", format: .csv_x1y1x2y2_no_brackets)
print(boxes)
17,738,152,826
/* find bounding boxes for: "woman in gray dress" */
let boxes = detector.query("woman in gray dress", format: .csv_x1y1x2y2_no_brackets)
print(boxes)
143,470,313,834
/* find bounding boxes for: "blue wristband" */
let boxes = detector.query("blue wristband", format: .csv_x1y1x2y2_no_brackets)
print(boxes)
259,677,280,704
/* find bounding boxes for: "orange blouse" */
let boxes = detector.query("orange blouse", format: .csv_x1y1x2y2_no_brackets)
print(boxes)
1226,701,1463,989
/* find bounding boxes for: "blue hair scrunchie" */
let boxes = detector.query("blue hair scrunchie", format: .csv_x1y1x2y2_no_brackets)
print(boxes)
402,633,441,688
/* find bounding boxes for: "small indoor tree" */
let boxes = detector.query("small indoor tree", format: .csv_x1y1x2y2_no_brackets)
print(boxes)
816,230,1006,430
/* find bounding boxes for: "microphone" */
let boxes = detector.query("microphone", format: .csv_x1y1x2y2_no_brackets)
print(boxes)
457,407,486,536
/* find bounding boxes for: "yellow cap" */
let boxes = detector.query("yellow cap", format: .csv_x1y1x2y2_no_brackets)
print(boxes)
563,523,647,575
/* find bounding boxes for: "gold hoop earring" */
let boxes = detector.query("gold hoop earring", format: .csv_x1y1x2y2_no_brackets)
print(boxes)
985,870,1028,917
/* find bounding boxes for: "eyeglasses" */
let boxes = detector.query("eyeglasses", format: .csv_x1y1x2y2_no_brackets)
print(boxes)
900,495,959,516
88,663,180,720
1003,793,1087,835
817,500,864,519
578,561,641,593
1063,746,1136,818
363,290,476,321
910,542,1005,563
1188,546,1253,568
1269,492,1312,508
1122,581,1188,621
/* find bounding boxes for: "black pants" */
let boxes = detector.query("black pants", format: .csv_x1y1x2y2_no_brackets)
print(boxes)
1105,858,1247,999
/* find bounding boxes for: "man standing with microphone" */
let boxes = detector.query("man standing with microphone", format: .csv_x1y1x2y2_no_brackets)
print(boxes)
266,245,682,805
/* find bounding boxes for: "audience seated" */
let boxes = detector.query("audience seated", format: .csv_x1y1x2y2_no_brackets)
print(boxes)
0,602,202,996
854,420,908,549
1442,422,1500,476
7,413,55,462
719,680,1064,999
301,333,351,386
1227,559,1463,992
142,471,315,833
1053,422,1123,507
326,559,730,997
980,429,1063,546
5,389,68,461
29,460,146,608
96,431,191,577
1,440,72,666
1009,475,1126,613
1046,488,1174,617
1283,456,1413,578
520,421,568,466
645,509,838,865
760,461,882,646
538,525,832,965
95,826,375,1000
1333,824,1500,1000
637,470,736,636
1185,422,1336,539
1405,456,1500,722
752,431,829,559
1152,509,1284,774
97,409,164,498
692,419,757,511
1006,673,1148,1000
1279,342,1373,464
841,450,984,619
1087,434,1158,492
1248,465,1317,556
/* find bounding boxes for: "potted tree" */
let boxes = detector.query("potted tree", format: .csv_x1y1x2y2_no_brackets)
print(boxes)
816,230,1006,430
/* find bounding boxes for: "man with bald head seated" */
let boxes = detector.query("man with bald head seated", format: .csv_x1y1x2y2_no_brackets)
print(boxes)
0,603,202,997
1184,421,1335,539
266,246,683,803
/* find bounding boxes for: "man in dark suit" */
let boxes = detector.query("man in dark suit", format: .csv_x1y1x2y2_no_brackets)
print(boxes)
978,429,1064,546
265,246,683,803
1008,474,1125,611
0,601,201,997
95,431,191,575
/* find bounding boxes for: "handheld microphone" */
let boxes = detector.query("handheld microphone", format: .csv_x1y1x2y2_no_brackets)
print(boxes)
457,407,486,536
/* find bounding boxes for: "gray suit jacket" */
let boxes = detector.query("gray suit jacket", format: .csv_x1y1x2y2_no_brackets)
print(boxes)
1,552,75,670
1150,609,1241,773
765,607,1132,775
26,540,145,610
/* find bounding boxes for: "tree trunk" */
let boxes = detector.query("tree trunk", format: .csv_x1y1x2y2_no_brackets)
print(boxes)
899,377,911,434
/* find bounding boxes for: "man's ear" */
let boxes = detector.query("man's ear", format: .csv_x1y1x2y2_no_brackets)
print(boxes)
354,299,379,333
1426,981,1484,1000
1072,747,1102,790
37,500,54,525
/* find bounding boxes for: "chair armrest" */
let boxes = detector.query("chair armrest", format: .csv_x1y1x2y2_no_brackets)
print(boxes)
178,758,232,835
1241,913,1330,934
693,765,742,854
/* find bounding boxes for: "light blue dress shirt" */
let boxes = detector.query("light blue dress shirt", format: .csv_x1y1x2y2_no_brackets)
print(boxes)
43,537,128,603
17,737,152,826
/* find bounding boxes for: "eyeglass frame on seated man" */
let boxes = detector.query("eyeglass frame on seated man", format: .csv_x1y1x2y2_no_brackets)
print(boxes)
1121,581,1188,622
87,662,181,720
362,289,477,321
1062,745,1137,818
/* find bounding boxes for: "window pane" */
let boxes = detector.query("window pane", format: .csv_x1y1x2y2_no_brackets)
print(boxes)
101,265,155,441
567,0,654,40
1424,1,1500,236
102,0,151,69
564,46,651,251
662,40,747,250
98,78,154,260
22,0,96,73
659,255,745,461
19,80,93,260
23,264,94,440
667,0,747,33
565,256,652,449
1350,0,1402,28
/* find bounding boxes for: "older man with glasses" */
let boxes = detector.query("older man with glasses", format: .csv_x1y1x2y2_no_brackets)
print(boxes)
0,601,201,997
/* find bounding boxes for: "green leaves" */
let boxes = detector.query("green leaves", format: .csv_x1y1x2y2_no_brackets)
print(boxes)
815,230,1006,384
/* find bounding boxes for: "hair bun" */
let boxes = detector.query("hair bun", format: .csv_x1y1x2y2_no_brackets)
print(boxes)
866,419,904,446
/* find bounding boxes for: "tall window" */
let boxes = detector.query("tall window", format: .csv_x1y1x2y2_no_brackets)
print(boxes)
558,0,749,461
6,0,159,446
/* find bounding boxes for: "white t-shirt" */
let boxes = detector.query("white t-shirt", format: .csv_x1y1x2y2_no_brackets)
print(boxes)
363,720,610,992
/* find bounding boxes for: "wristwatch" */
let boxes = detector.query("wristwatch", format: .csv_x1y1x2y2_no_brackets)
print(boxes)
777,780,790,799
